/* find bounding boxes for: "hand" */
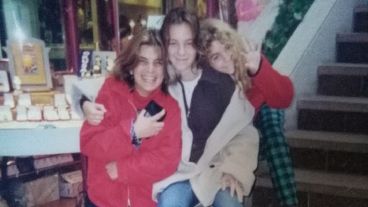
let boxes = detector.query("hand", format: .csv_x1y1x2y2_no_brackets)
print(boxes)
105,161,118,180
221,173,244,203
133,109,165,139
83,101,107,125
243,43,261,75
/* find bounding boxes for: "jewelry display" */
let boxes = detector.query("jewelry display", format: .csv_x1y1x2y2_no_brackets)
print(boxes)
0,105,13,121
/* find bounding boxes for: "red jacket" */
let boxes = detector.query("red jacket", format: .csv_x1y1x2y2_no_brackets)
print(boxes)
247,56,294,110
80,77,182,207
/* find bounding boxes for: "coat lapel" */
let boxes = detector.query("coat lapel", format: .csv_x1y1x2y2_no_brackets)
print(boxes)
196,88,255,168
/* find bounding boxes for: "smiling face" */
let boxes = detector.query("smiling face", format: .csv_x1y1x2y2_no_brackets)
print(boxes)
167,23,197,76
207,40,235,75
133,45,164,97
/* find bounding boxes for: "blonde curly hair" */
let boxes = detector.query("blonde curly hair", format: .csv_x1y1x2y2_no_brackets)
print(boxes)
199,18,252,91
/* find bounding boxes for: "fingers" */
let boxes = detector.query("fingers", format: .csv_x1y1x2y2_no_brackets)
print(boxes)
153,122,164,129
95,103,107,112
230,177,237,197
87,110,104,125
88,119,101,126
235,183,244,203
90,112,104,119
250,42,260,52
255,43,260,52
84,102,106,125
134,109,165,138
221,176,228,191
87,115,103,125
221,173,244,202
105,161,118,180
138,109,147,118
242,37,252,51
151,109,166,121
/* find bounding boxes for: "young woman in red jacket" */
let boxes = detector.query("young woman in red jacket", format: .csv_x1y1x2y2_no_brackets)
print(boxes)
199,18,293,110
80,29,182,207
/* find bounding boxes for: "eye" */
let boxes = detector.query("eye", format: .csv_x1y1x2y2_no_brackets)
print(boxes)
138,59,148,65
186,40,193,46
210,54,219,62
154,60,163,66
169,41,177,46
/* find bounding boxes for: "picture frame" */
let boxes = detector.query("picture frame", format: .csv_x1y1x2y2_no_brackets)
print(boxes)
78,50,93,78
5,38,53,92
0,59,10,92
91,51,116,76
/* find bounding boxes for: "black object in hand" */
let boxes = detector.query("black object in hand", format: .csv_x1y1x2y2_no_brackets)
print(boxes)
144,100,165,121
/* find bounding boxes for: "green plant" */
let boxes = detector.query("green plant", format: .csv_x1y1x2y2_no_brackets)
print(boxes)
263,0,315,63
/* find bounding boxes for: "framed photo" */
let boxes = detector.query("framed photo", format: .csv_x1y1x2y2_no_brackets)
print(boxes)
6,38,53,92
78,50,93,78
91,51,116,76
0,59,10,92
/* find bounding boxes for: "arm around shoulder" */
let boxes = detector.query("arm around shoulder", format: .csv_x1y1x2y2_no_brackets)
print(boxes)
71,77,105,116
80,79,133,161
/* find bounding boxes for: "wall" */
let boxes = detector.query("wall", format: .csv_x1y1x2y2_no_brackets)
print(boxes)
3,0,40,39
237,0,279,45
272,0,366,130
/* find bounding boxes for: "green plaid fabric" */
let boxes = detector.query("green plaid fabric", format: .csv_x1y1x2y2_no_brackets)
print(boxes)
254,105,298,207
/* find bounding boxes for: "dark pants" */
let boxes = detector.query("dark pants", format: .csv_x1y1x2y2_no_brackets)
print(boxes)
84,194,97,207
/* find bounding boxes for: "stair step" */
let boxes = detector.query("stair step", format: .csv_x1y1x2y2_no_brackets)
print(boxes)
291,147,368,175
297,96,368,134
287,129,368,175
257,169,368,198
318,63,368,76
354,5,368,13
318,63,368,97
255,169,368,207
336,33,368,42
354,6,368,33
336,33,368,64
298,95,368,113
286,130,368,153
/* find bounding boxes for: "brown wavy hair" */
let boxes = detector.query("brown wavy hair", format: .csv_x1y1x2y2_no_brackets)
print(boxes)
113,29,169,94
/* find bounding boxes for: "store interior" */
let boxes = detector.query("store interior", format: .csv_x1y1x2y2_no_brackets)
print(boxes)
0,0,212,206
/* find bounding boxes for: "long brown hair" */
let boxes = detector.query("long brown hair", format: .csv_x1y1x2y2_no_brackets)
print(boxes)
160,7,201,63
113,29,169,94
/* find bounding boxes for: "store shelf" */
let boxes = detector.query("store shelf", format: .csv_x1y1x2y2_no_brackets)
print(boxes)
0,159,81,183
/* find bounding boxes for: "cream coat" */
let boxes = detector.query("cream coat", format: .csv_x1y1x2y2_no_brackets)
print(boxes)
152,83,259,206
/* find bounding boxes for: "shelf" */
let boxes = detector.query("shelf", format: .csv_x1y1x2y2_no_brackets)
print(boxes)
0,159,81,183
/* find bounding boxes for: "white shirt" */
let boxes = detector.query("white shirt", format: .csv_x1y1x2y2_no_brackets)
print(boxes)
181,70,202,108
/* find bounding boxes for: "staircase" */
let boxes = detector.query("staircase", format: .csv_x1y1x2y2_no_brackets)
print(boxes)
253,4,368,207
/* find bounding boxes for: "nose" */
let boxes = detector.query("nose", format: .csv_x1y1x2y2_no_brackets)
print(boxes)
224,52,232,62
147,63,154,73
178,44,186,56
218,60,227,69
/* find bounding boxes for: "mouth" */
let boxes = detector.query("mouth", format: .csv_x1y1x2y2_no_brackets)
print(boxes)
175,58,188,62
142,75,157,83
